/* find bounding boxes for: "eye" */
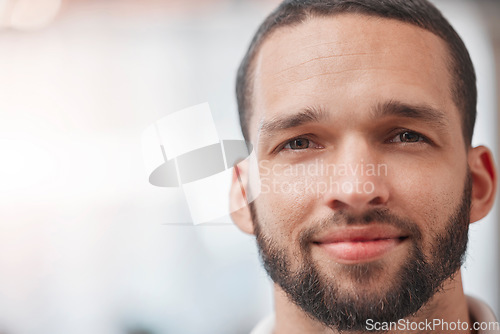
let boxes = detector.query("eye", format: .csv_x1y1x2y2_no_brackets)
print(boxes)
281,137,322,151
286,138,310,149
389,130,426,144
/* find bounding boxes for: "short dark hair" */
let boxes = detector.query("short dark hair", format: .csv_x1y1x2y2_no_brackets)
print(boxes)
236,0,476,144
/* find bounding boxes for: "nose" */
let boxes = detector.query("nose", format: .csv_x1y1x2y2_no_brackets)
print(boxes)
321,137,389,212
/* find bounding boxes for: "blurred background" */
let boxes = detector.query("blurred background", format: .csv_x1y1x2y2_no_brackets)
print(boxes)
0,0,498,333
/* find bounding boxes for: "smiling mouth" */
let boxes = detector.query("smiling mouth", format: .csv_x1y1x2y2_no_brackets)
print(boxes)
312,227,410,264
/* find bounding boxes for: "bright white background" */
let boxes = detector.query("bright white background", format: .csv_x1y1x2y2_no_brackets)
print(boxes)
0,0,497,333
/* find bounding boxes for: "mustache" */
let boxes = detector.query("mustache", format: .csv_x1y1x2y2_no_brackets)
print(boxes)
299,208,422,249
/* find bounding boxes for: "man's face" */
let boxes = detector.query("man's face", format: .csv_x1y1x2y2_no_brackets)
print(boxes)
246,14,471,330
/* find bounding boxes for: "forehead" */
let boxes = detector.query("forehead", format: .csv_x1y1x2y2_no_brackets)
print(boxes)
250,14,456,140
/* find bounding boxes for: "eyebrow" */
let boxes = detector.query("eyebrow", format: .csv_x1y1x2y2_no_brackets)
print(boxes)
258,100,448,137
258,106,330,137
372,100,448,129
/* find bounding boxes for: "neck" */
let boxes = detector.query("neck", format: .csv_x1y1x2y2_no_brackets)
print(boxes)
273,270,472,334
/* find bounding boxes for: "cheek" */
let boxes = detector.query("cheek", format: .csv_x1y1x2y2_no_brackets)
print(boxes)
255,169,321,239
387,158,466,248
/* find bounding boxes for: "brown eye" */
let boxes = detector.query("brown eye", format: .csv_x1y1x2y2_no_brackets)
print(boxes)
280,136,323,152
389,130,426,144
399,131,422,143
286,138,310,150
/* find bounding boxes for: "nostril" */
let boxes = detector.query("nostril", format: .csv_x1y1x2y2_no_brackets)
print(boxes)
329,200,350,211
369,196,385,206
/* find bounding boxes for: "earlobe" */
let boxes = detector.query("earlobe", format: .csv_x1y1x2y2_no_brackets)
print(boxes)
229,163,255,235
468,146,497,223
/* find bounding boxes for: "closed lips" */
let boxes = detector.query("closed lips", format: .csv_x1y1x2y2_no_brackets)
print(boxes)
312,225,409,263
313,225,409,244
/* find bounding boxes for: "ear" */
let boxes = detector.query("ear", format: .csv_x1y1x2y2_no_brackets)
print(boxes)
468,145,497,223
230,162,255,235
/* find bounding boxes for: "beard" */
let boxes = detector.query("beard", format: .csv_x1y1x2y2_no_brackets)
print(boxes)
250,172,472,332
